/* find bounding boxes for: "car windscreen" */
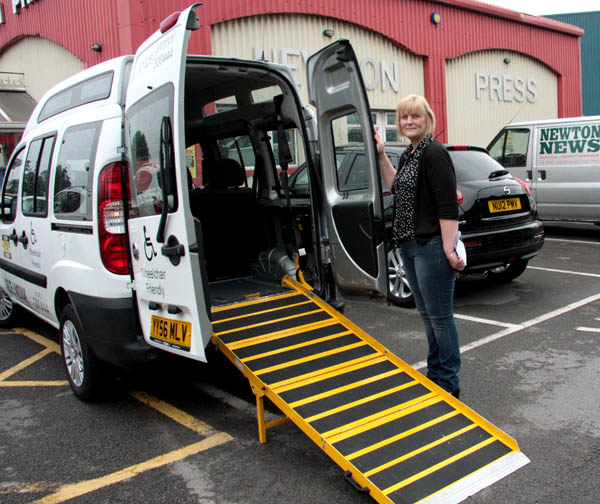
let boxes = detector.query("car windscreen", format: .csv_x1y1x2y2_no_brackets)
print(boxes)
449,150,509,183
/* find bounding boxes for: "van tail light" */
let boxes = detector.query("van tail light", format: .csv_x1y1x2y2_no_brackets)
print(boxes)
98,162,129,275
456,189,463,205
515,177,532,197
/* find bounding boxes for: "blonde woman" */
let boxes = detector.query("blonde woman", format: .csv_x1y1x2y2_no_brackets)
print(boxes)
374,94,465,398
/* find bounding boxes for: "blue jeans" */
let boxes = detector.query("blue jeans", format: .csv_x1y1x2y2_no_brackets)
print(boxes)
400,236,461,393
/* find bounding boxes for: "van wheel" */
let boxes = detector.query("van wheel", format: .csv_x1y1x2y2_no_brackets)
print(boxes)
487,259,528,283
0,287,19,327
387,248,415,307
60,305,102,401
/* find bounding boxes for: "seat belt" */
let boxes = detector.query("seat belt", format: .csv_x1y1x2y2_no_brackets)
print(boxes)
274,95,307,271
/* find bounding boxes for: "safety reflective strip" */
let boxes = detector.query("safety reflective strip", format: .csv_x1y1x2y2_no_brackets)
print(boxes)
212,308,325,336
382,437,496,495
272,355,389,393
364,423,478,477
254,341,368,375
211,291,299,313
225,319,340,351
304,380,419,423
211,300,313,325
320,392,437,439
241,330,353,363
345,410,461,461
326,396,444,445
288,368,403,408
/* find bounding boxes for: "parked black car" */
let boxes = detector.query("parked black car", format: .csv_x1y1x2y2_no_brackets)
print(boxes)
289,145,545,306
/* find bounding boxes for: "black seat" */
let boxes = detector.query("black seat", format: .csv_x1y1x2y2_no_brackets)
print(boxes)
189,158,263,281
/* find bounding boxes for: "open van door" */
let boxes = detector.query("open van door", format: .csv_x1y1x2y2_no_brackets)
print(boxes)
306,40,387,296
124,4,211,362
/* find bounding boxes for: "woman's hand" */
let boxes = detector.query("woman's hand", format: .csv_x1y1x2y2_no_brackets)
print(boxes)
447,250,466,271
374,126,385,154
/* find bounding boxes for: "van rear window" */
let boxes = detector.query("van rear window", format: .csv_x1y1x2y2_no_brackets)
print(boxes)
38,72,114,123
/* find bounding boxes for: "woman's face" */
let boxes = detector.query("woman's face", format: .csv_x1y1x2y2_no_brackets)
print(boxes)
399,111,428,145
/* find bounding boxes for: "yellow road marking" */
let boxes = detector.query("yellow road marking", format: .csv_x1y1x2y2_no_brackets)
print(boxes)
32,433,233,504
0,348,54,381
0,380,69,387
14,328,61,353
129,390,219,437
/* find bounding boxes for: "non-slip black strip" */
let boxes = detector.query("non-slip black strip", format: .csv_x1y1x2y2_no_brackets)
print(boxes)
334,401,454,456
233,323,347,360
310,384,429,434
246,334,361,372
279,360,398,404
295,372,414,419
214,302,317,333
51,223,93,234
0,257,47,288
388,441,512,504
211,294,305,321
218,311,332,344
258,345,378,385
368,427,491,490
352,414,473,473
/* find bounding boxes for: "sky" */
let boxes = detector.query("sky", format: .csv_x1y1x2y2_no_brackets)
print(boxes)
477,0,597,15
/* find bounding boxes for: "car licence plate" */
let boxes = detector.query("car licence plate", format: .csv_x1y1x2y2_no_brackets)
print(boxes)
150,315,191,351
488,197,522,213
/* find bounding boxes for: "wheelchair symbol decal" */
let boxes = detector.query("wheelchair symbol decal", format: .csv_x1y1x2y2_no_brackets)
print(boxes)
143,226,157,261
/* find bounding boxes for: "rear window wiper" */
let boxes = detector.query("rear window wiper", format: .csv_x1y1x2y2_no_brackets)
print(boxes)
489,169,509,180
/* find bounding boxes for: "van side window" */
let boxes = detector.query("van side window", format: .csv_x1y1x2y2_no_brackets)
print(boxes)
1,148,26,223
127,84,177,218
54,122,101,220
489,129,529,168
22,135,56,217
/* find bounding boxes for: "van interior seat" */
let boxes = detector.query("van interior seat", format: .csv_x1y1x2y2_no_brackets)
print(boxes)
189,157,265,281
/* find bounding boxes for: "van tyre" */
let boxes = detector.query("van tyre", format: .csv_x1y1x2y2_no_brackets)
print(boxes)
60,305,103,401
0,287,19,327
487,259,528,283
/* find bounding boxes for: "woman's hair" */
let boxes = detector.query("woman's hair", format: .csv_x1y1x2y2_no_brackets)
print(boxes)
396,94,436,137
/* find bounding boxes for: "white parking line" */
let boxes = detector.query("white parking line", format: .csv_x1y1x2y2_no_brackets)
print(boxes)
576,327,600,333
528,266,600,278
545,237,600,246
412,292,600,370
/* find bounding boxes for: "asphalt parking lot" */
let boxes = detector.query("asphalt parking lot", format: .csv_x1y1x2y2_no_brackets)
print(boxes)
1,223,599,504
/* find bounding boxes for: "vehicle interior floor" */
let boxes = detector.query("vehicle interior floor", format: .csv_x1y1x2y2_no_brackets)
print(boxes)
208,276,290,308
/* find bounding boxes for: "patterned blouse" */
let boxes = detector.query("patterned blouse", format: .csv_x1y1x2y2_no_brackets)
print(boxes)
391,134,433,245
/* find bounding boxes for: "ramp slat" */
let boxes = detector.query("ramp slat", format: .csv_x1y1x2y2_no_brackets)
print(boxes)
212,278,529,504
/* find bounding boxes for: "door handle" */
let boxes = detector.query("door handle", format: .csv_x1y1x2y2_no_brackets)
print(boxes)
18,231,28,249
161,235,185,266
9,229,18,245
537,170,546,181
526,170,532,181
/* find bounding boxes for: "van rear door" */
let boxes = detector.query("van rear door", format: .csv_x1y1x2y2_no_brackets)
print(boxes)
125,4,211,362
306,40,387,296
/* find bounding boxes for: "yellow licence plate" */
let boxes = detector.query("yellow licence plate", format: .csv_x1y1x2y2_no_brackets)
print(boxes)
488,197,522,213
150,315,191,351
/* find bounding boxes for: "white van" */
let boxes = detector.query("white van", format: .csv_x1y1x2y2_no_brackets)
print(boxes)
487,116,600,224
0,5,387,399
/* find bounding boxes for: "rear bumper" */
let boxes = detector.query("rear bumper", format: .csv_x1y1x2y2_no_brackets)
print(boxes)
462,220,545,273
68,292,158,368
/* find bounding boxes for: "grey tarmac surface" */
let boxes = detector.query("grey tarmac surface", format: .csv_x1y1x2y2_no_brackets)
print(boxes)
1,223,599,503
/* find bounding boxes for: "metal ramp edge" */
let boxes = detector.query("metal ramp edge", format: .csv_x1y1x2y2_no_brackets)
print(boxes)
210,276,529,504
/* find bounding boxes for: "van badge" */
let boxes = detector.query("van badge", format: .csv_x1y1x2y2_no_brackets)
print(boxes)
143,226,157,261
503,187,511,195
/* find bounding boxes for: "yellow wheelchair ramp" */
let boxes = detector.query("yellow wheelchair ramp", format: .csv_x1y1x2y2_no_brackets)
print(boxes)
211,277,529,504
